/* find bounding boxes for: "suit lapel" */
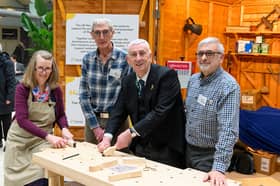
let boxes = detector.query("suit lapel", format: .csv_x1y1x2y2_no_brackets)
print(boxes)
127,73,139,117
143,65,156,109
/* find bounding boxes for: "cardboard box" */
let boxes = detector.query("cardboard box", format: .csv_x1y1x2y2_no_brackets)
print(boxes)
241,89,262,111
252,151,277,175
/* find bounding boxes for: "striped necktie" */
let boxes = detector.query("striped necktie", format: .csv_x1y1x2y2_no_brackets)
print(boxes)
137,79,145,97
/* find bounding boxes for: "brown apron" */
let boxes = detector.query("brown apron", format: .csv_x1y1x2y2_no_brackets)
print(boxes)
4,91,56,186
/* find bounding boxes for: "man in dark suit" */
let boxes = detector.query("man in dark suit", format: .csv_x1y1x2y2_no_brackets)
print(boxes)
98,39,186,168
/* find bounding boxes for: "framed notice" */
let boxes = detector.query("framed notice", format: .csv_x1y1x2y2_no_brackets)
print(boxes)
66,14,139,65
167,61,192,88
65,76,85,126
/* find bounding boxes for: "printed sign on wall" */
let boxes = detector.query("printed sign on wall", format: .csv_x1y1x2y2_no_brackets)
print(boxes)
66,14,139,65
65,76,85,126
167,61,192,88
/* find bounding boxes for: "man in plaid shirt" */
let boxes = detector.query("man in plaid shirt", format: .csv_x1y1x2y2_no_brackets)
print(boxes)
185,37,240,186
79,18,130,144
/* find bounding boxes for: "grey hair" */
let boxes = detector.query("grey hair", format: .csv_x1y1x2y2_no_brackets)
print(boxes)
197,37,224,54
127,39,151,52
91,18,114,31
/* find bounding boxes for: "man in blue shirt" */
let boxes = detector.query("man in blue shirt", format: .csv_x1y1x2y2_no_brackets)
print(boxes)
185,37,240,186
79,18,130,144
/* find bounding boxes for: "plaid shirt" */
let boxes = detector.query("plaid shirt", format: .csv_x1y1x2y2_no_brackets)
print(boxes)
79,47,129,129
185,67,240,173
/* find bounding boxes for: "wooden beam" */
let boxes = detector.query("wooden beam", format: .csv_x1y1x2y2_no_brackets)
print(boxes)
139,0,148,22
102,0,106,14
57,0,66,21
148,0,156,59
53,0,57,56
46,170,64,186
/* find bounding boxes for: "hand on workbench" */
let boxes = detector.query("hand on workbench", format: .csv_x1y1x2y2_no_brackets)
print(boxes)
93,126,104,143
45,134,68,148
203,170,227,186
115,129,132,150
62,127,74,140
97,136,111,152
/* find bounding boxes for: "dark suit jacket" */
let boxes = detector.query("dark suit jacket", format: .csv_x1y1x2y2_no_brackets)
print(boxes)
106,64,186,168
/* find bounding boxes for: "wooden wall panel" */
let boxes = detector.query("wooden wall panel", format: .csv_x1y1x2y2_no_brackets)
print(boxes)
240,0,280,26
158,0,280,108
224,0,280,108
157,0,187,66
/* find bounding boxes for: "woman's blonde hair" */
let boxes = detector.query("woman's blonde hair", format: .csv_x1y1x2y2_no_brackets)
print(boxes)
22,50,59,90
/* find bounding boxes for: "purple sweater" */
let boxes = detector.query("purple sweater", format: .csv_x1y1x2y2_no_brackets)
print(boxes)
15,83,68,139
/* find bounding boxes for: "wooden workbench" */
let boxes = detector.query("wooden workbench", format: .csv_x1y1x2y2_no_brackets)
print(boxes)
32,142,241,186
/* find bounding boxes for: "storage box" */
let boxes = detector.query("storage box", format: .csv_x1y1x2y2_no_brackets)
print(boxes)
261,43,269,54
252,151,277,175
236,40,251,53
241,89,262,111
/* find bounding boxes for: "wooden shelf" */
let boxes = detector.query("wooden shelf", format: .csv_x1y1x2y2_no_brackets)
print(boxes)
228,52,280,58
225,32,280,36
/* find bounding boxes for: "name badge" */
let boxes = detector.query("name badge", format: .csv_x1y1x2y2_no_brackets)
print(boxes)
197,94,207,106
109,69,122,79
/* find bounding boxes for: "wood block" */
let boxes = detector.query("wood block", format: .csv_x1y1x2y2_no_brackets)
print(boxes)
122,157,146,167
103,146,116,156
89,164,103,172
102,159,118,168
89,159,118,172
108,165,142,181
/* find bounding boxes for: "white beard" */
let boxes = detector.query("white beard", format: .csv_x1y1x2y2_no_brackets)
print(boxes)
198,63,210,75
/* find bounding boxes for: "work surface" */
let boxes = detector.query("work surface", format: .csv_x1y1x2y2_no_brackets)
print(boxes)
32,142,240,186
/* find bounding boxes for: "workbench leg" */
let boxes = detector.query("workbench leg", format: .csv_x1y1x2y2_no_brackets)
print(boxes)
47,170,64,186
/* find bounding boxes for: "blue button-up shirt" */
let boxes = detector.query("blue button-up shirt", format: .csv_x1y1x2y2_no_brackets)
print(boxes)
79,47,129,129
185,67,240,173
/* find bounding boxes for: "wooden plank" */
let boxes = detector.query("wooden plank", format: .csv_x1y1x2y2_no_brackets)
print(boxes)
122,157,146,167
108,166,142,181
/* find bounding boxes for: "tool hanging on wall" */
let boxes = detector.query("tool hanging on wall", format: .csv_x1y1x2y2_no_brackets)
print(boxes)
252,4,280,31
183,17,202,35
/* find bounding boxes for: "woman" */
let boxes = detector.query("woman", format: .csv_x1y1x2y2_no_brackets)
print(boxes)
4,50,73,186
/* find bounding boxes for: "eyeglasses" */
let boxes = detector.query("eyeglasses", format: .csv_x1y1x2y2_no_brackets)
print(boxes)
92,29,110,37
195,50,222,58
35,66,52,73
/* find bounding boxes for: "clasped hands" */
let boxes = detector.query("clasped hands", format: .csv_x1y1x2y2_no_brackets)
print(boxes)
46,128,74,148
97,128,132,153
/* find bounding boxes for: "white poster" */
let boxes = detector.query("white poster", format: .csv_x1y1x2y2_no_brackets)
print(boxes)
167,61,192,88
65,76,85,126
66,14,139,65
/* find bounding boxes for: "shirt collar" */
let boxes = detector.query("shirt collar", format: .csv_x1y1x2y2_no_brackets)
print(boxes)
199,67,223,85
137,65,151,83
